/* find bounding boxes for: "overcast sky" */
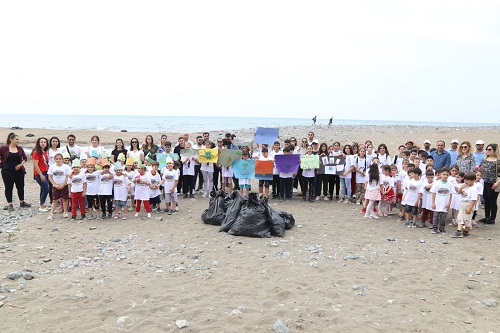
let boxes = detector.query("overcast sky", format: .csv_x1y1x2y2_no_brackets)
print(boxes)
1,1,499,123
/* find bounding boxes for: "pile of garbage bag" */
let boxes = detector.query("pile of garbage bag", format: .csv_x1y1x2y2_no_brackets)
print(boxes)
201,191,295,238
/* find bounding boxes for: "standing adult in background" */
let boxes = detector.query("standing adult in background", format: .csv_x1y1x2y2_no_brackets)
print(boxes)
85,135,105,159
213,138,224,190
328,117,333,127
192,136,204,192
422,140,432,154
47,136,61,204
447,139,459,165
0,133,31,211
62,134,81,161
111,138,128,163
173,136,185,193
142,135,158,157
479,143,500,224
455,141,476,173
431,140,451,170
31,137,50,212
312,116,317,125
306,131,316,145
474,140,486,168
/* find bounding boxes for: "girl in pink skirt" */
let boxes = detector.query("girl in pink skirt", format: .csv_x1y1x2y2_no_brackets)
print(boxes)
364,164,383,219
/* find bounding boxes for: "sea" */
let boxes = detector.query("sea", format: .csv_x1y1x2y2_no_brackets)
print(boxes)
0,114,498,133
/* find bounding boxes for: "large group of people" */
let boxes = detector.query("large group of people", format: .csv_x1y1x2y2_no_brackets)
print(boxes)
0,131,499,237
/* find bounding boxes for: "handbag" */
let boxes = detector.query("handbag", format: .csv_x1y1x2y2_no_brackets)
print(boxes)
495,160,500,193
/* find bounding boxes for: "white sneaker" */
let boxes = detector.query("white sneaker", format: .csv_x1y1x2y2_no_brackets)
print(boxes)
39,207,49,212
147,213,152,219
63,212,69,218
134,213,139,218
364,215,371,219
47,213,53,220
370,213,379,219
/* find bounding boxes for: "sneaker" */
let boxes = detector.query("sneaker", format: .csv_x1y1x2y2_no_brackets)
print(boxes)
108,213,113,219
127,207,132,212
175,207,179,212
315,196,320,201
428,224,434,229
417,223,427,228
169,210,177,215
20,202,31,208
183,194,188,198
81,215,86,220
7,204,15,212
202,193,207,198
361,208,366,214
405,220,411,227
47,213,53,221
462,230,470,237
324,196,330,201
450,230,463,238
484,219,496,224
189,194,195,198
147,213,152,218
156,208,162,214
364,215,371,219
134,212,139,218
478,217,489,223
439,229,446,234
70,216,77,221
101,213,107,219
411,222,417,228
122,214,127,220
163,208,170,213
113,214,119,219
87,214,93,220
63,212,69,218
430,229,439,234
370,213,379,219
38,207,49,212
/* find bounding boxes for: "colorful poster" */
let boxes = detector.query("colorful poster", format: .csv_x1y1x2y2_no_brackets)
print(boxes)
156,153,179,170
254,127,279,145
300,155,320,169
255,160,274,180
218,149,241,167
198,148,219,163
275,154,300,173
232,159,255,179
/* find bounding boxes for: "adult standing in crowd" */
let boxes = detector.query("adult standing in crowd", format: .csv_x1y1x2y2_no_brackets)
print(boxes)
111,138,128,163
455,141,476,173
447,139,459,165
31,137,50,212
479,143,500,224
474,140,486,167
62,134,81,161
430,140,451,170
0,133,31,211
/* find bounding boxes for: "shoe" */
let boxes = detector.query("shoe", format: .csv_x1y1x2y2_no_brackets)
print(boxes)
127,207,132,212
108,213,113,219
439,229,446,234
417,223,427,228
463,230,470,237
478,217,489,223
202,193,207,198
38,207,49,212
189,194,195,198
315,196,319,201
370,213,379,219
450,230,463,238
163,209,170,213
169,210,177,215
364,215,371,219
123,214,127,220
47,213,53,221
63,212,69,218
309,198,315,202
324,196,330,201
484,219,496,224
87,214,93,220
412,222,417,228
101,213,107,219
156,208,162,213
175,207,179,212
7,204,14,212
374,208,378,213
134,213,139,218
147,213,152,219
405,220,411,227
70,216,77,221
361,208,366,214
113,214,119,219
302,197,307,201
81,215,86,220
183,194,188,198
430,229,439,234
428,224,434,229
20,202,31,208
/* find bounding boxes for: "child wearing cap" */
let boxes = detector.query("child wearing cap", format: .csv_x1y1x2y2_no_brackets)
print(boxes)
47,153,72,220
148,161,162,213
159,157,179,214
62,152,72,167
112,162,131,220
68,159,87,221
124,158,137,211
98,159,114,219
133,162,153,218
85,157,100,219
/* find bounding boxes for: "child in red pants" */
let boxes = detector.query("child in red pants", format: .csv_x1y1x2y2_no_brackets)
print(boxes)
68,159,87,221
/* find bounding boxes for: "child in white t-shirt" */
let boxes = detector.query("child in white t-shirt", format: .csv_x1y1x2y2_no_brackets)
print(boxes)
123,158,137,212
450,172,478,238
417,170,435,228
401,168,422,227
98,159,114,219
379,165,396,217
133,162,152,218
430,167,456,234
112,162,131,220
85,157,100,219
68,158,87,221
47,153,71,220
364,164,383,219
159,158,179,214
148,161,162,213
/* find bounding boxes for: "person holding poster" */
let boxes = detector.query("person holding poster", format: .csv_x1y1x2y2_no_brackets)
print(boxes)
238,152,252,197
257,148,273,199
301,145,318,202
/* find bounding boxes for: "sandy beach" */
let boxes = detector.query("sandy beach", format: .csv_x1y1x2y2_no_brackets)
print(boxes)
1,125,499,332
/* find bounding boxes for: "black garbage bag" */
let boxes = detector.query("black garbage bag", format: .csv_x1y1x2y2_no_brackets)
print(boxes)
265,204,286,237
220,190,244,232
201,191,226,225
228,193,271,238
278,211,295,230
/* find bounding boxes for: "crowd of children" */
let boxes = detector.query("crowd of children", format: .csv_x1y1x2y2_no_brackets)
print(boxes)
32,133,497,239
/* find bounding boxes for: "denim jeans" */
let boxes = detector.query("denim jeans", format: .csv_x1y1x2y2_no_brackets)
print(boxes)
34,171,49,206
340,177,352,198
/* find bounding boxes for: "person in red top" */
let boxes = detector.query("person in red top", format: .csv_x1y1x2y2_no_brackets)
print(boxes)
0,133,31,211
31,137,50,212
